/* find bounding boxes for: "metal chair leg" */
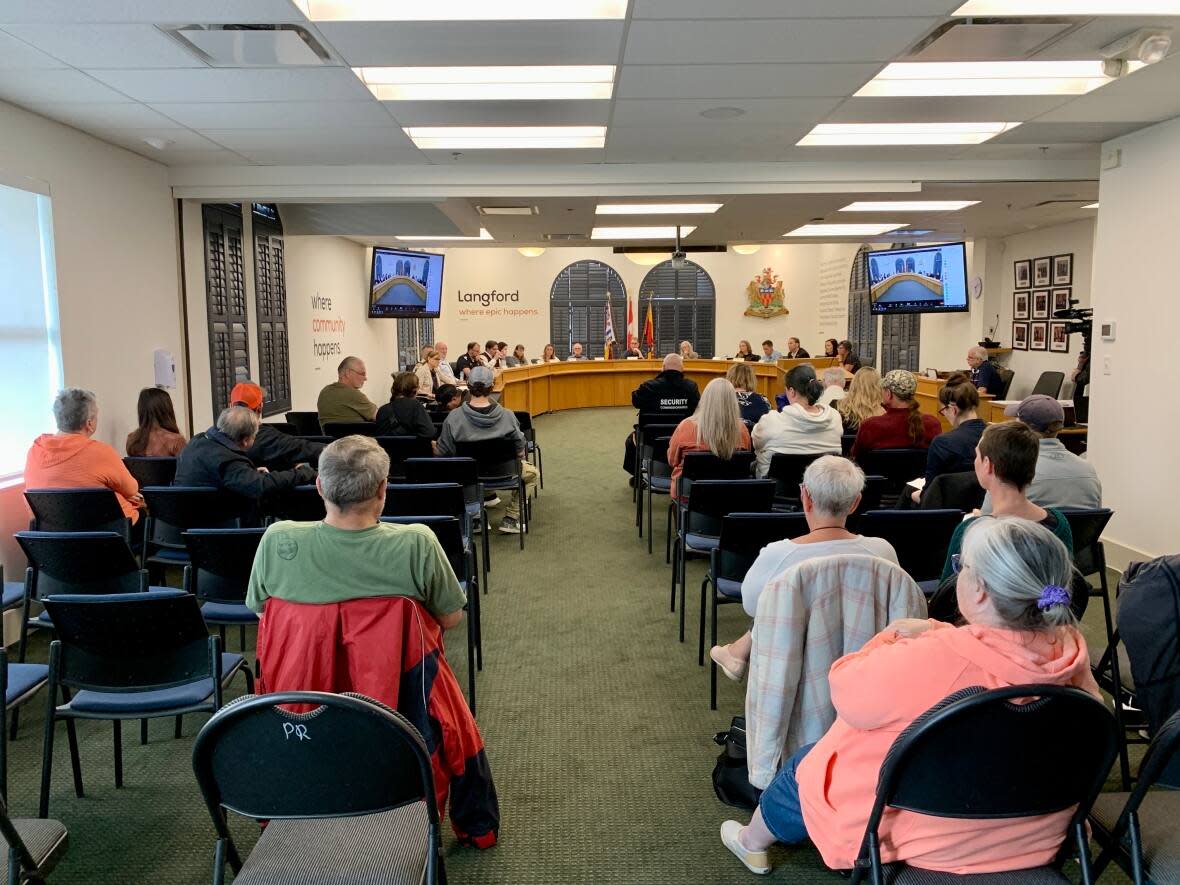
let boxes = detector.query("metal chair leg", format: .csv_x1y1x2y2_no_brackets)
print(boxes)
698,576,709,665
678,551,688,643
113,720,123,788
669,538,679,612
710,593,720,711
140,718,148,745
64,718,83,800
174,715,183,739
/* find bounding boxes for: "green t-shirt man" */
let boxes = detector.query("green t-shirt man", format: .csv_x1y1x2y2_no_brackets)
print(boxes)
247,520,466,620
317,381,377,424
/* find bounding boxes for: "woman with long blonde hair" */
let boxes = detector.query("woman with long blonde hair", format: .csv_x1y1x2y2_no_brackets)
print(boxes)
836,366,885,431
668,378,750,501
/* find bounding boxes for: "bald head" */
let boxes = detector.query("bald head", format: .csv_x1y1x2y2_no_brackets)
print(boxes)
663,353,684,372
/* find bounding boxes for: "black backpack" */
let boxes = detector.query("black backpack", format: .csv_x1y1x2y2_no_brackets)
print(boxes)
711,716,763,810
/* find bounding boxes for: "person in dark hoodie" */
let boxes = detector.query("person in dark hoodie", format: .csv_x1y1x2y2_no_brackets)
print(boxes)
376,372,436,445
175,406,316,518
437,366,536,534
623,353,702,477
231,382,325,472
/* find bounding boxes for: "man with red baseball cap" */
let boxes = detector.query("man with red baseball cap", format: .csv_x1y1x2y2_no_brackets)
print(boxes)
231,382,326,472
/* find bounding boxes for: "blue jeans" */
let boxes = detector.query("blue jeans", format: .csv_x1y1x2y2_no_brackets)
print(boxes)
758,742,815,845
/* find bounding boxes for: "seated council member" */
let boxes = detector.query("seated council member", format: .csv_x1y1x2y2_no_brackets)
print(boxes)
760,339,781,363
836,340,862,374
540,343,559,363
505,344,526,367
25,387,144,524
966,345,1003,395
623,353,702,478
785,337,810,359
414,348,443,399
680,340,700,360
668,378,751,502
735,340,759,361
125,388,186,457
317,355,377,424
433,341,458,384
455,341,482,380
850,369,939,460
721,516,1099,877
568,342,587,361
377,372,436,441
622,336,644,358
823,338,839,359
727,362,770,424
751,365,842,477
979,394,1101,515
231,382,325,471
912,373,987,503
710,456,897,682
816,367,846,408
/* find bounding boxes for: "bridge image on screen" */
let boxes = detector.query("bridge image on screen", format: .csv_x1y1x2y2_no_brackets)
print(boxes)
370,252,431,307
869,250,944,305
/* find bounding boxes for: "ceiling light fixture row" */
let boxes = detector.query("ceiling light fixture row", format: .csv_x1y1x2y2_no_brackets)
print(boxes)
404,126,606,149
356,65,616,101
798,122,1021,146
295,0,629,20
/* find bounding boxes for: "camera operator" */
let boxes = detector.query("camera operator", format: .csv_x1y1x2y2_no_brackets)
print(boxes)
1072,351,1090,423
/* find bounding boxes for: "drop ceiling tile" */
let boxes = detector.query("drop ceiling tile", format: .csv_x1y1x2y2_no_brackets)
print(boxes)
2,24,206,68
623,18,938,64
1033,91,1180,124
97,128,227,153
611,97,840,127
32,102,188,130
0,69,132,103
317,20,624,67
634,0,960,17
85,67,371,104
616,63,880,99
150,99,395,129
202,127,418,152
824,95,1073,123
236,144,430,165
604,125,810,162
121,147,251,166
951,143,1099,162
0,29,68,68
989,121,1154,143
0,1,305,25
386,100,611,127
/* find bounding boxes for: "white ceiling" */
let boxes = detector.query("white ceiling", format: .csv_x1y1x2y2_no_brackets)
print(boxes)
0,0,1176,242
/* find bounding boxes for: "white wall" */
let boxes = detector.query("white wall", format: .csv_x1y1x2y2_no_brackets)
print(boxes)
0,101,182,581
1089,116,1180,564
917,240,988,372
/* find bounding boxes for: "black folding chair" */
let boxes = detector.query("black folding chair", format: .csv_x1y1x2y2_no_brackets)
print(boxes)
284,411,322,436
639,434,676,554
704,513,808,709
766,451,838,510
38,590,252,817
140,486,243,581
634,411,689,502
669,451,758,564
847,476,887,533
262,421,296,436
182,528,266,654
296,435,332,446
513,411,544,491
1031,371,1066,398
122,456,177,488
374,435,434,479
635,422,678,532
857,509,964,584
0,565,21,616
0,647,48,802
381,516,480,714
322,421,379,439
269,484,326,522
23,488,129,539
672,479,775,643
920,471,985,512
849,684,1117,885
0,784,67,885
841,432,857,457
855,448,930,506
1090,706,1180,885
383,481,486,600
455,439,529,550
192,691,444,885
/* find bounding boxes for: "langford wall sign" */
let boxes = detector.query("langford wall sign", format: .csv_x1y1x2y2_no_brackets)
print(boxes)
456,288,539,321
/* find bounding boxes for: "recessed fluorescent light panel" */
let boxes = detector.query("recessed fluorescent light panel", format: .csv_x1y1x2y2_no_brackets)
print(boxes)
590,226,697,240
477,206,538,216
396,228,493,241
840,201,979,212
798,122,1020,146
296,0,629,20
953,1,1180,14
1083,202,1100,208
404,126,606,149
356,66,615,101
595,203,722,215
856,62,1131,97
784,223,907,237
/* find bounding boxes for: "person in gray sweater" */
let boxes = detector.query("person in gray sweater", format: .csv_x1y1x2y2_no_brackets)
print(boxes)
437,366,537,534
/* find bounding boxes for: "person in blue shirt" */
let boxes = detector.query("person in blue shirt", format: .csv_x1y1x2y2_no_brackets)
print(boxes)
966,346,1004,395
912,373,987,504
760,339,781,362
727,362,770,424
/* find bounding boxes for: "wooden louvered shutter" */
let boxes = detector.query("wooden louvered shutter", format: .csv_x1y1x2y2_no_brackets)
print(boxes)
252,205,291,416
549,260,627,359
638,260,716,358
203,204,249,417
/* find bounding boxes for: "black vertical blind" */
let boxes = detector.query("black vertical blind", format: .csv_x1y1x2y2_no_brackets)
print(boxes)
637,259,716,358
202,204,249,417
549,260,628,359
252,204,291,417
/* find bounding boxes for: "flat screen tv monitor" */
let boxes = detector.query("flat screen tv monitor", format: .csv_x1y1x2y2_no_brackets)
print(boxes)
866,242,968,315
368,247,444,319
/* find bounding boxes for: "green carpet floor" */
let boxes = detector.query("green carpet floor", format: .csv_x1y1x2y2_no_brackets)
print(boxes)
6,406,1132,883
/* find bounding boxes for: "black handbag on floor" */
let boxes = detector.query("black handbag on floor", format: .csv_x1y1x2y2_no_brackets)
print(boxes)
711,716,763,810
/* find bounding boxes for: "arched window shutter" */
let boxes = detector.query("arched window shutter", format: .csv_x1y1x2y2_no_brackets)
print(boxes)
638,260,716,358
549,260,627,358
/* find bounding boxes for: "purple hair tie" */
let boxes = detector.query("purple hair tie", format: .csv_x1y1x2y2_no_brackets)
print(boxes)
1037,584,1070,611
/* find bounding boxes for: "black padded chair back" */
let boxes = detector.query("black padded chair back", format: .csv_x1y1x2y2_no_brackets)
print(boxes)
455,439,520,479
855,448,929,495
123,457,177,488
1031,371,1066,398
637,411,688,429
638,424,679,464
271,485,326,522
845,475,886,532
1094,707,1180,850
374,435,434,478
43,590,216,692
685,480,775,538
182,529,266,604
841,433,857,457
141,486,242,551
921,471,985,512
382,483,466,523
379,516,465,580
263,422,296,436
680,450,756,483
192,691,439,832
512,410,534,432
997,367,1016,399
322,421,379,440
15,531,145,598
405,458,480,507
285,412,322,436
766,452,838,500
24,488,128,536
1059,508,1113,578
714,513,809,583
297,435,332,445
857,509,963,583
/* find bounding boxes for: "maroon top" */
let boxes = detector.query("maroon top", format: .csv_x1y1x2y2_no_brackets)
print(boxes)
851,406,940,460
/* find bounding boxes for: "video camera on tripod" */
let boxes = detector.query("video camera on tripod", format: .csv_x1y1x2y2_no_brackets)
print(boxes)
1052,299,1094,354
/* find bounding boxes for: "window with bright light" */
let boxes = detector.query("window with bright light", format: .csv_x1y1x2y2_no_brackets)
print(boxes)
0,178,62,483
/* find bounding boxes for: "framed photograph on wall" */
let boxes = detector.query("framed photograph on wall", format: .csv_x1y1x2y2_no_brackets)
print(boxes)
1033,256,1052,287
1051,288,1071,314
1052,253,1073,286
1030,321,1048,351
1049,321,1070,353
1014,260,1031,289
1012,322,1029,350
1014,290,1030,320
1032,289,1050,319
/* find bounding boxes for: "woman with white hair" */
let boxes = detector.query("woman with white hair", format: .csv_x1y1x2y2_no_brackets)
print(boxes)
721,516,1099,877
709,455,898,681
667,378,750,501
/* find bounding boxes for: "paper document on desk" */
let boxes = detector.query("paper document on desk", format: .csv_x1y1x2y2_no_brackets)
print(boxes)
908,477,925,492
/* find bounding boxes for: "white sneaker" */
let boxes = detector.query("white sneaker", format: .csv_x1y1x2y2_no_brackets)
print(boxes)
483,495,502,508
720,821,770,875
710,645,747,682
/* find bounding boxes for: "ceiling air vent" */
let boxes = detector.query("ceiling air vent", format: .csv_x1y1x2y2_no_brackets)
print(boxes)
543,233,588,241
162,24,335,67
908,18,1078,61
